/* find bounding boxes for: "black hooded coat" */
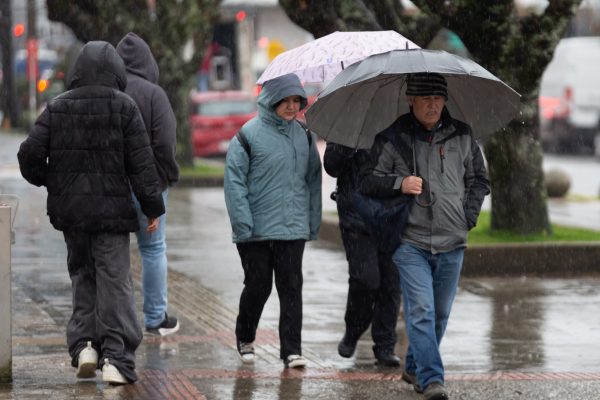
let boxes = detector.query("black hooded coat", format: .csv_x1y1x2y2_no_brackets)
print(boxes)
116,32,179,191
18,41,165,232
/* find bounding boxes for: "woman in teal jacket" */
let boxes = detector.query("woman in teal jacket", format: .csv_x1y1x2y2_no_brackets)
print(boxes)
224,73,322,369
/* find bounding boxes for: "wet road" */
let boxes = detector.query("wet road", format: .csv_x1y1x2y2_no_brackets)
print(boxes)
167,186,600,374
3,130,600,399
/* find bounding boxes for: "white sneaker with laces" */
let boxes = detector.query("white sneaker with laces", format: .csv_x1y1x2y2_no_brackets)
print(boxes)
102,358,128,385
76,341,98,379
237,341,255,364
284,354,307,368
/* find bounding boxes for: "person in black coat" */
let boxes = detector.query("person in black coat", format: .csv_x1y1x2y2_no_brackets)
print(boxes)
324,143,402,367
117,32,180,337
18,41,165,385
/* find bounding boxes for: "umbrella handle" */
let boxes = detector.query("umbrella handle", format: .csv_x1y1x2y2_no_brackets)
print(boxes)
411,134,417,176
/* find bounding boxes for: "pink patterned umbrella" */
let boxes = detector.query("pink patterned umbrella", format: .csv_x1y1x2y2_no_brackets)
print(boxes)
256,30,420,84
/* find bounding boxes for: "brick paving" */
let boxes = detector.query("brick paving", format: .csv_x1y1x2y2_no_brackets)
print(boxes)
2,130,600,399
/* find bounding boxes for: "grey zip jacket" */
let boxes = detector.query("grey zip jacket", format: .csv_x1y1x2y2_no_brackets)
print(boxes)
359,110,490,254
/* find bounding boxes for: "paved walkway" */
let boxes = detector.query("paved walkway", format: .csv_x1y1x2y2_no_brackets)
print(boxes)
2,131,600,399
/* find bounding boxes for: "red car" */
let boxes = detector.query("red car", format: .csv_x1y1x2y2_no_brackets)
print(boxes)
190,90,257,157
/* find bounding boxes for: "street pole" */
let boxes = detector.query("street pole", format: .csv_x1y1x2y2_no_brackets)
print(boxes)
0,0,19,128
0,205,12,383
27,0,37,119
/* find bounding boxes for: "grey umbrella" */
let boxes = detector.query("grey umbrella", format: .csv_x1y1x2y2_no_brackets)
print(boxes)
305,49,521,149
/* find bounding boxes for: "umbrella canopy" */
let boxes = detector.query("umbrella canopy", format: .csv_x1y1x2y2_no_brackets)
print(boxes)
256,30,420,85
306,49,521,149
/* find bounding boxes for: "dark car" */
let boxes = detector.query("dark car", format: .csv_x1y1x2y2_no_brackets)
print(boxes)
190,90,257,157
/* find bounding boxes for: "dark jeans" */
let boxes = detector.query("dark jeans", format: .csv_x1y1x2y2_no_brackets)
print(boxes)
235,240,305,359
64,230,142,383
340,224,401,355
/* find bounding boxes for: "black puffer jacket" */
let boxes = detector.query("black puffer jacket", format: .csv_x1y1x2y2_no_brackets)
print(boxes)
18,41,165,232
323,143,369,232
116,32,179,191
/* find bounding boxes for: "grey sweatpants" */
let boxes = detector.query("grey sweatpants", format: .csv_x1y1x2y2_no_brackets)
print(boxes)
63,230,142,383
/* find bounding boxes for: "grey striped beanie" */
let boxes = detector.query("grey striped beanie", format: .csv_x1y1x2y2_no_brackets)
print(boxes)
405,73,448,100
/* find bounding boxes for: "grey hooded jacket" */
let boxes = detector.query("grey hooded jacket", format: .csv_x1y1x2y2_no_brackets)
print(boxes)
360,110,490,254
116,32,179,192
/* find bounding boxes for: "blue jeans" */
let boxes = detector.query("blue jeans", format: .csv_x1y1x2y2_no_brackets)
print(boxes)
133,190,168,328
393,243,464,390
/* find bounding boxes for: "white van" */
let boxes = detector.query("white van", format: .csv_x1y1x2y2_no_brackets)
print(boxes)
538,37,600,155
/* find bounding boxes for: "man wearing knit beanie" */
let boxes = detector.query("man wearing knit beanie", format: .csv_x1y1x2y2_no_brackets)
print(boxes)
406,73,448,100
405,73,448,131
359,71,490,400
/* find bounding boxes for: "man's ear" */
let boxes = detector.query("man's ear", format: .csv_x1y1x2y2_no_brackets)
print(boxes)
406,96,414,106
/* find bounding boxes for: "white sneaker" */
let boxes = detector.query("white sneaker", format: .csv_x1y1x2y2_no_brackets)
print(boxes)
102,358,128,385
237,341,255,364
76,341,98,379
284,354,307,368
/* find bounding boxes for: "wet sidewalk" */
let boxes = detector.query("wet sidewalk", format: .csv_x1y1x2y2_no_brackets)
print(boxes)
2,130,600,399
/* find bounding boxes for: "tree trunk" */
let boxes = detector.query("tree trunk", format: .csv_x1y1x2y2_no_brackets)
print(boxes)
0,0,20,127
166,80,195,167
485,119,551,234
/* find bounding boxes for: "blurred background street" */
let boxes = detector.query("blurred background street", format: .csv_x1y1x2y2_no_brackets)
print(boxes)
3,0,600,399
2,129,600,399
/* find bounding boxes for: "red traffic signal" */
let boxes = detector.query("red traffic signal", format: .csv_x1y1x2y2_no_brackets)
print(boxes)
14,23,25,37
236,10,246,22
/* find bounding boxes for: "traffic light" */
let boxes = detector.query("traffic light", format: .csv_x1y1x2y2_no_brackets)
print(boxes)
13,23,25,37
37,79,48,93
236,10,246,22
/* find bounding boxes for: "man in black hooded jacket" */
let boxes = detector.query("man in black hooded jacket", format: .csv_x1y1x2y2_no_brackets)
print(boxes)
117,32,180,337
324,144,402,367
18,41,164,385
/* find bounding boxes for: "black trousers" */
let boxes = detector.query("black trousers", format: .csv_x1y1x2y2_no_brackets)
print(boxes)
235,240,305,359
339,224,401,356
63,230,142,383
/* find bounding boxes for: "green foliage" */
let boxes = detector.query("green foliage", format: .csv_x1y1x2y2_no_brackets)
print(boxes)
469,211,600,244
46,0,222,167
180,161,225,177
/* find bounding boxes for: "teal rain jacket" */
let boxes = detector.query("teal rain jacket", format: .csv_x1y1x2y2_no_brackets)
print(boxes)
224,74,322,243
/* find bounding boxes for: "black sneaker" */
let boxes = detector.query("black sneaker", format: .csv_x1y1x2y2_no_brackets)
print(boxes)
237,340,255,364
145,313,180,336
374,350,401,367
337,334,358,358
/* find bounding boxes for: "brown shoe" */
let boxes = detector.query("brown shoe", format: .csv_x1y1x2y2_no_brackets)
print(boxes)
424,382,448,400
401,370,423,394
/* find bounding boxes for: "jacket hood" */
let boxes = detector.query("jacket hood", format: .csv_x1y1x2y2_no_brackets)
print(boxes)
116,32,159,84
258,73,307,123
67,41,127,91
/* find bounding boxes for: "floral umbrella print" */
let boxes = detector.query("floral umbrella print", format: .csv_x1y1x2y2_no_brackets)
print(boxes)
256,30,420,85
